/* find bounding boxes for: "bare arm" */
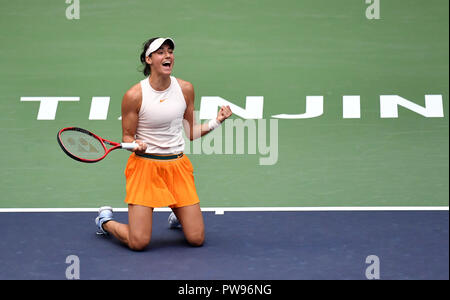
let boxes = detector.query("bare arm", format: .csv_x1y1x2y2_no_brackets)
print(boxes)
121,84,147,152
178,79,232,141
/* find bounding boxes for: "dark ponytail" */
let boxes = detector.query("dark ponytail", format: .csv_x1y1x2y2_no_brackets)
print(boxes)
139,37,160,77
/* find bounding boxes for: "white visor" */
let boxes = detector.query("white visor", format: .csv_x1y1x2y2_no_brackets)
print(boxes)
145,37,175,57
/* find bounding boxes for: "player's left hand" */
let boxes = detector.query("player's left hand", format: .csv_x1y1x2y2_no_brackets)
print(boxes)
217,105,232,123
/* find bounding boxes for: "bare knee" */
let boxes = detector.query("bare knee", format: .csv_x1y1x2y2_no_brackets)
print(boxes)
186,232,204,247
128,236,151,251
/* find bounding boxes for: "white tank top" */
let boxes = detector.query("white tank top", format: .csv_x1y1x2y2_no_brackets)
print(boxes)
136,76,186,154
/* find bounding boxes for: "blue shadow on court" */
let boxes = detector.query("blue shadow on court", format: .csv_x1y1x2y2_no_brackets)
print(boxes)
0,211,448,279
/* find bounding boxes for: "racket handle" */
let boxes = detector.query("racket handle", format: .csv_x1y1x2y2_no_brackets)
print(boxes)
121,142,138,150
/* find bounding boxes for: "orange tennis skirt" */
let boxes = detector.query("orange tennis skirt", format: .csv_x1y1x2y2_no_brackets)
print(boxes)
124,153,200,208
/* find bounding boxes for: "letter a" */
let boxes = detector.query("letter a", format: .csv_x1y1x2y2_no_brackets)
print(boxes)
65,0,80,20
365,0,380,20
65,255,80,279
365,255,380,279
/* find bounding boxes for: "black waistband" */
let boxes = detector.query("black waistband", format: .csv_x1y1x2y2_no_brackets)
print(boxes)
135,152,184,160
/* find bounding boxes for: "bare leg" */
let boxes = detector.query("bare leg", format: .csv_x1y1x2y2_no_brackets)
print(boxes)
103,204,153,251
171,203,205,247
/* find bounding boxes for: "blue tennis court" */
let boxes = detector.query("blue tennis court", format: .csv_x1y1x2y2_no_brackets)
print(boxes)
0,210,447,280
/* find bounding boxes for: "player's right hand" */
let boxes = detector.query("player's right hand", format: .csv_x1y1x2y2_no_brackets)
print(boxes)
133,139,148,153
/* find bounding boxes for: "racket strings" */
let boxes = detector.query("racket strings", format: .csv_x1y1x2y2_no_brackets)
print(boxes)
60,130,106,160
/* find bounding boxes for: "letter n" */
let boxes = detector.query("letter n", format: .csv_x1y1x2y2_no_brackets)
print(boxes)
380,95,444,118
199,96,263,120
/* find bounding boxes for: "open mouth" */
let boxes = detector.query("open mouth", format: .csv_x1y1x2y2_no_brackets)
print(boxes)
162,61,172,68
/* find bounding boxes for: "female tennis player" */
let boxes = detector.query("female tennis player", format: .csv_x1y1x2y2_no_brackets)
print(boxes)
94,37,232,251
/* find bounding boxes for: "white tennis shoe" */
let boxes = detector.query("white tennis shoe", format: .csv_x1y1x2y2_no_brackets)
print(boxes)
168,212,181,229
95,206,114,235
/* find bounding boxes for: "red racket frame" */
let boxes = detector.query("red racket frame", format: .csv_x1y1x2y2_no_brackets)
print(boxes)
57,127,122,163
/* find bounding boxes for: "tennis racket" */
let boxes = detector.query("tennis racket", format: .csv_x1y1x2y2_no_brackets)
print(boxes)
57,127,138,163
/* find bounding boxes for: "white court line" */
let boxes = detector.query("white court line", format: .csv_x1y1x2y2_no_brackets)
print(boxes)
0,206,448,214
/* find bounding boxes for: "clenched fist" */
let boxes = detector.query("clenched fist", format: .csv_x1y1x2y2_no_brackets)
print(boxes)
217,105,232,123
